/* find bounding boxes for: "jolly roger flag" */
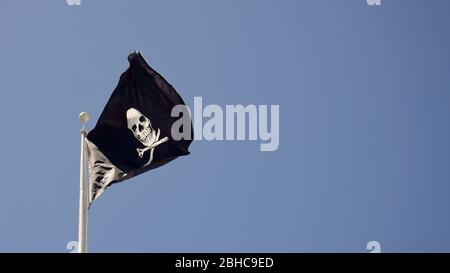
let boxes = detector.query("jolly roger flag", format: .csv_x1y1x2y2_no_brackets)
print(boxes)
85,52,193,204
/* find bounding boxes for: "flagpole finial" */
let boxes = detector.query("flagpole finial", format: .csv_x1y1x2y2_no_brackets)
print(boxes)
79,112,90,124
79,112,90,133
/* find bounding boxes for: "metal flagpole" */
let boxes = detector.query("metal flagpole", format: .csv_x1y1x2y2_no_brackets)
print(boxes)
78,112,90,253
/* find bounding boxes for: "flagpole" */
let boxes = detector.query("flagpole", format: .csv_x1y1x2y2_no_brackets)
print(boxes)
78,112,90,253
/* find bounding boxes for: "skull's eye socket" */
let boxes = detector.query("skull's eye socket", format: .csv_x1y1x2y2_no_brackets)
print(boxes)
139,116,146,122
131,125,137,131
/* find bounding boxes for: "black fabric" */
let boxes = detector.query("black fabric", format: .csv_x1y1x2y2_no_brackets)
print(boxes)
87,52,192,182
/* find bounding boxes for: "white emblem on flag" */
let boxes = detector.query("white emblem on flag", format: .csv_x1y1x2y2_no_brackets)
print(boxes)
126,108,169,165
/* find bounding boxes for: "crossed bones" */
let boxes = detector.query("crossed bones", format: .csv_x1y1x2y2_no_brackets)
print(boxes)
136,128,169,158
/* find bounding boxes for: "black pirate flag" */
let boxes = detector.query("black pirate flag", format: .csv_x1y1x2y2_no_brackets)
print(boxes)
86,52,193,203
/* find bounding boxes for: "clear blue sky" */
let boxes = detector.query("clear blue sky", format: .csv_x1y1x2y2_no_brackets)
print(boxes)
1,0,450,252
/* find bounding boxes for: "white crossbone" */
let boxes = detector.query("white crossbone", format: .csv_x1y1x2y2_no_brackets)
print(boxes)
137,129,169,158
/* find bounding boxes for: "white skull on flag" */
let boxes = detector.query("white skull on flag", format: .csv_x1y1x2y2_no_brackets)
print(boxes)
126,108,156,147
126,108,169,159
